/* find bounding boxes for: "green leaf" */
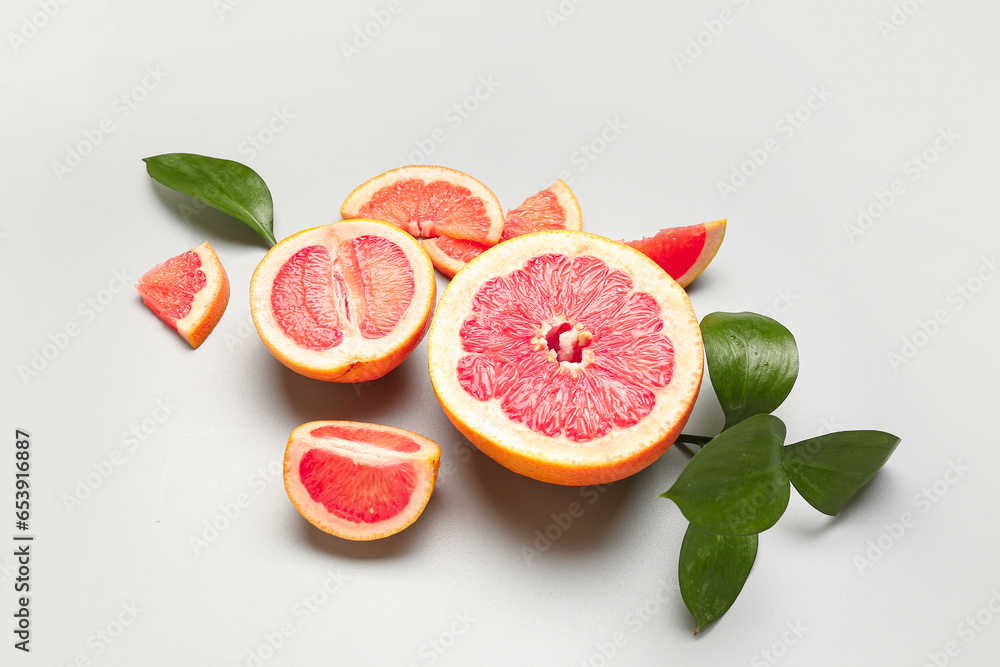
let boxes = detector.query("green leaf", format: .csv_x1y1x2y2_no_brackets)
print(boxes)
679,523,758,634
143,153,276,246
701,312,799,428
782,431,901,516
662,414,789,536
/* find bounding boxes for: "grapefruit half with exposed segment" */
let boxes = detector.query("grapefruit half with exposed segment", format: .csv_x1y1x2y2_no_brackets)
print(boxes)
428,230,704,486
284,421,441,541
340,165,504,245
623,219,726,288
136,241,230,349
422,179,583,278
249,219,435,383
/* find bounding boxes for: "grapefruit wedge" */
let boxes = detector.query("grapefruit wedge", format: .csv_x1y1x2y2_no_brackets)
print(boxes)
249,220,435,382
623,219,726,288
422,179,583,278
136,241,230,348
340,165,504,245
284,421,441,541
428,230,704,486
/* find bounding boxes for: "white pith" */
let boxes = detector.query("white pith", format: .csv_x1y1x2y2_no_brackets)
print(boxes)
340,165,505,244
428,230,704,469
249,220,435,374
284,421,441,539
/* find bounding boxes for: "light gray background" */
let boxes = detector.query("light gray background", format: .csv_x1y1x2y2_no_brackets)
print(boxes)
2,1,999,665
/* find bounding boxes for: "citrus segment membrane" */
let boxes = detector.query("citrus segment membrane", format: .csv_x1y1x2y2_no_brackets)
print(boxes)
284,420,441,540
341,165,504,245
457,253,675,442
270,235,414,350
309,424,421,453
428,230,704,486
358,179,494,241
299,448,417,524
250,220,434,382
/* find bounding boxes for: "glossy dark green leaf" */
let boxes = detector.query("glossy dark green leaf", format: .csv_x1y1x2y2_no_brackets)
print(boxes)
701,312,799,428
662,414,789,536
782,431,901,516
143,153,276,246
679,523,758,634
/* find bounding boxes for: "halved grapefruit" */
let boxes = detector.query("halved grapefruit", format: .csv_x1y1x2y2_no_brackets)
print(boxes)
428,230,704,486
623,219,726,288
284,421,441,541
340,165,504,245
249,219,435,383
421,180,583,278
136,241,230,349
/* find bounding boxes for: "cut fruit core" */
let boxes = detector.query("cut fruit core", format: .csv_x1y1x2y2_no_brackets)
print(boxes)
270,235,414,350
357,179,493,241
456,253,676,442
299,447,416,524
136,250,206,324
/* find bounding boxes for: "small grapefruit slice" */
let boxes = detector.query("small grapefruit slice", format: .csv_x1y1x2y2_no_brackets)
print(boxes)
136,241,230,348
428,230,704,486
340,165,504,245
421,180,583,278
249,220,435,382
284,421,441,541
623,219,726,288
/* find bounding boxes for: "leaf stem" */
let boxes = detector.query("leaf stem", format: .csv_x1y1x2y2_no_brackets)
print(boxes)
675,433,714,448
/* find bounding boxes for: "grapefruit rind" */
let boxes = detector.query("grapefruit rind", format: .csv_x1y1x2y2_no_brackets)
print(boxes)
340,165,505,245
427,230,704,486
136,241,230,349
284,421,441,541
249,220,436,382
674,218,726,287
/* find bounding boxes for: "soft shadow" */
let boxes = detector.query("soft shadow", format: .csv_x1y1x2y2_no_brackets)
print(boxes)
148,181,271,248
683,272,719,297
274,353,421,424
468,447,640,554
789,471,901,536
298,510,418,560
